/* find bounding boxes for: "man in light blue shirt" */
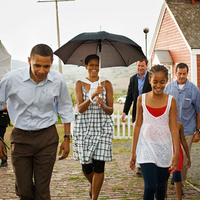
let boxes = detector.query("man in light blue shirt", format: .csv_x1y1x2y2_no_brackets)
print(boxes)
164,63,200,192
0,44,74,199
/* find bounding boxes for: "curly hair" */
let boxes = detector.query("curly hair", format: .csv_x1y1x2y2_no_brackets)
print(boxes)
149,65,168,80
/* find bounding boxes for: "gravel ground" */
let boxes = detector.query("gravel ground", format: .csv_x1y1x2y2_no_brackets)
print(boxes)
1,126,200,200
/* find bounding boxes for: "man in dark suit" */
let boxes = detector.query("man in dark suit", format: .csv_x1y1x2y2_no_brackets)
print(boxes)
121,58,152,176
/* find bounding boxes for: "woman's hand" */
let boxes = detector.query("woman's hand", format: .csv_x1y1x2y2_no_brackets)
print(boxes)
91,85,103,99
90,85,104,106
130,154,136,170
96,96,104,108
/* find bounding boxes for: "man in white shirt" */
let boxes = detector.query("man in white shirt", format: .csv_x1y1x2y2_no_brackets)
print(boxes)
0,44,74,200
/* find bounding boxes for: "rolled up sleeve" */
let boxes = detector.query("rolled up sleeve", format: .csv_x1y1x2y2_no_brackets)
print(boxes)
57,77,74,123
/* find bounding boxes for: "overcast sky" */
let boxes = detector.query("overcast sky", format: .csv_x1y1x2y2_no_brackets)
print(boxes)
0,0,164,63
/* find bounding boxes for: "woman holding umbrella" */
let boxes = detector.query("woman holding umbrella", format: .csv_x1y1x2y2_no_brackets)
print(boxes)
73,54,114,200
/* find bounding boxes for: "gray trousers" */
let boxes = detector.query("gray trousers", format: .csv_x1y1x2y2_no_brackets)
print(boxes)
10,125,59,200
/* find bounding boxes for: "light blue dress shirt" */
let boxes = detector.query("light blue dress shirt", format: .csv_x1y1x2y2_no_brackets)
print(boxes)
137,71,147,95
0,66,74,131
164,79,200,136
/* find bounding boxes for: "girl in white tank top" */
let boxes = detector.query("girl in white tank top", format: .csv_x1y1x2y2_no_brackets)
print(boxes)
130,65,179,200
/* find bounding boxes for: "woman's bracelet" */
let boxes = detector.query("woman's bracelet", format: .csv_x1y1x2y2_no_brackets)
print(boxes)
89,95,95,103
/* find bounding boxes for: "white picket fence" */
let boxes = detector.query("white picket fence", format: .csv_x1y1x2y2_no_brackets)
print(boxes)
71,110,133,139
112,110,133,139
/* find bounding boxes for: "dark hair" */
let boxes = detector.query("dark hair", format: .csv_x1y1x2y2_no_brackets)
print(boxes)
85,54,99,65
176,63,189,73
149,65,168,79
137,58,148,65
30,44,53,61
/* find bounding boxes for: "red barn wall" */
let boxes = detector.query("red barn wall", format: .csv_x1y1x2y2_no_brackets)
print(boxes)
151,9,191,81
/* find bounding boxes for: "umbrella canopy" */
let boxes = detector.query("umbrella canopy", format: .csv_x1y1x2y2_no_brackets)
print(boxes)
54,31,145,68
0,40,11,80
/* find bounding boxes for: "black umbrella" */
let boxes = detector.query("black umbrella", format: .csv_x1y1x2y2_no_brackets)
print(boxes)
54,31,145,69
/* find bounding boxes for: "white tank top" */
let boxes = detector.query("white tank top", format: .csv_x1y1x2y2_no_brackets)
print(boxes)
136,93,173,168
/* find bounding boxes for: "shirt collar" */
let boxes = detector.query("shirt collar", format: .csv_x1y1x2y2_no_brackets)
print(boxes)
175,79,189,89
22,66,31,82
47,70,53,82
137,71,147,80
22,66,53,83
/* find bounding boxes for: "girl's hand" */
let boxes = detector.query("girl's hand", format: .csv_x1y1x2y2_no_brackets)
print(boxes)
186,158,191,168
130,154,136,170
169,154,179,173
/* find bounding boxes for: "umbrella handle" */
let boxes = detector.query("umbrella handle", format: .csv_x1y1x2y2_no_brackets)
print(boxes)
98,50,102,99
98,51,101,85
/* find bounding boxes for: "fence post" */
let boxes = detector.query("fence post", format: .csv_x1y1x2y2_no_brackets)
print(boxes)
128,111,131,138
117,110,120,138
122,121,125,138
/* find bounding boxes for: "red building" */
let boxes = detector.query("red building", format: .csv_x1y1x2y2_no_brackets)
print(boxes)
149,0,200,89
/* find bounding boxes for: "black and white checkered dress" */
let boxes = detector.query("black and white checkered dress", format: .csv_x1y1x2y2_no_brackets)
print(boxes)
73,83,114,164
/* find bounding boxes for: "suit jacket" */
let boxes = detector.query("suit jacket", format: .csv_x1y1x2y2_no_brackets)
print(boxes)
123,71,152,123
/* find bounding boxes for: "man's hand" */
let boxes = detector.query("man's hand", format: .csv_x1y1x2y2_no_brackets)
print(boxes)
58,139,70,160
186,158,191,169
121,112,126,123
193,131,200,142
0,141,6,160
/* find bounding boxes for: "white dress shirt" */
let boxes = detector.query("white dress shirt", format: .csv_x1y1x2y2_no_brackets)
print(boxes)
0,66,74,130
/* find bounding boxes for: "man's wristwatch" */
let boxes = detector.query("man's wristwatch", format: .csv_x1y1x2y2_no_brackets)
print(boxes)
64,135,72,139
196,129,200,132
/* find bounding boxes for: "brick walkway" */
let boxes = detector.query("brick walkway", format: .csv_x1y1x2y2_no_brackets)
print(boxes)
0,141,200,200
